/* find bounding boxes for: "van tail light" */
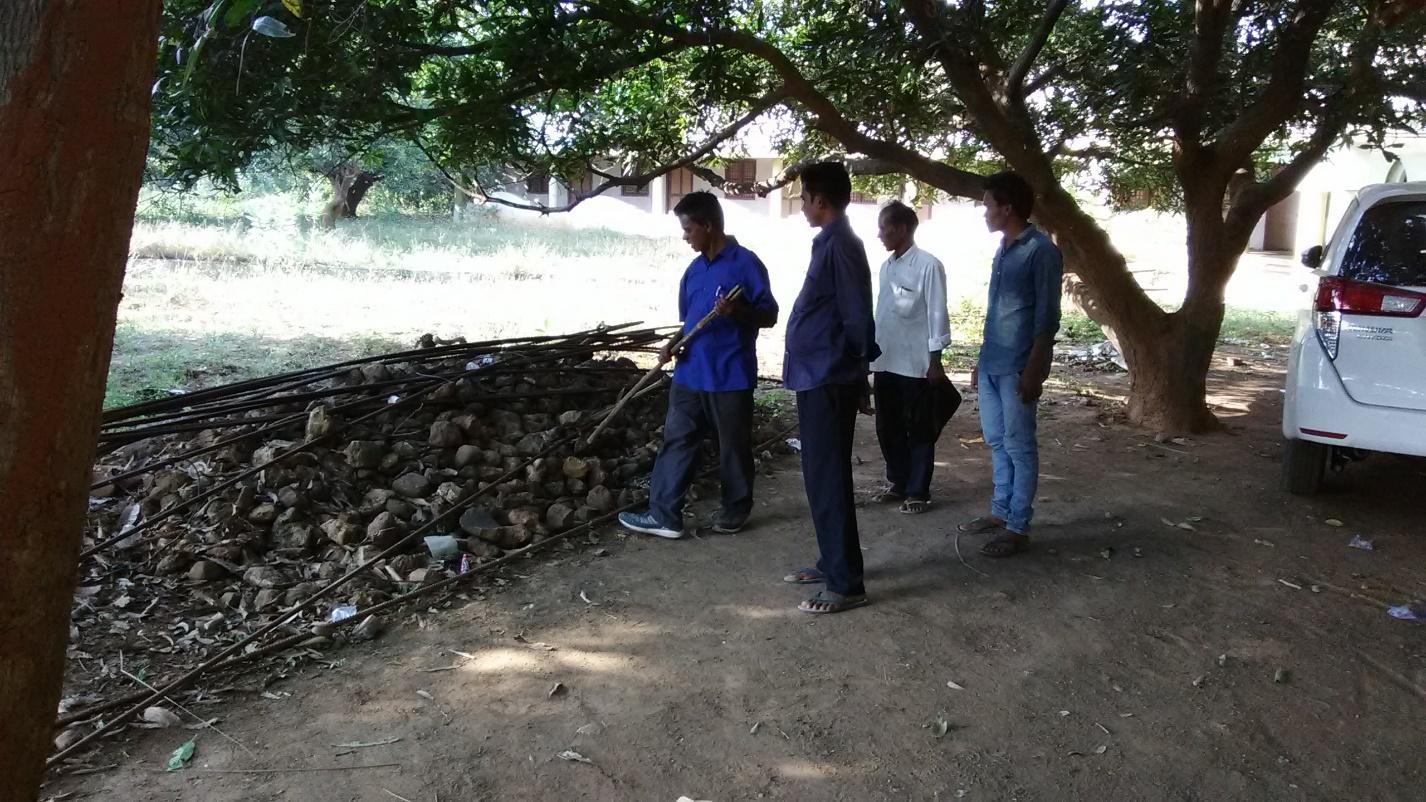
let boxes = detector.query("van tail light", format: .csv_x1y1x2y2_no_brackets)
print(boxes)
1314,277,1426,359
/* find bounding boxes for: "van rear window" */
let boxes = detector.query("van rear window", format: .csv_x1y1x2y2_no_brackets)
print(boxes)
1340,200,1426,287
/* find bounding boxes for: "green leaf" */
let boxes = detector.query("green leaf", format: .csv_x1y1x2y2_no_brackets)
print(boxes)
223,0,261,30
167,737,196,771
181,30,211,87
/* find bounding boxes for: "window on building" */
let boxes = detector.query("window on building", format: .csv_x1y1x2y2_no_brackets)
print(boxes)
850,191,876,204
723,159,758,199
621,180,649,196
525,172,550,195
668,166,696,197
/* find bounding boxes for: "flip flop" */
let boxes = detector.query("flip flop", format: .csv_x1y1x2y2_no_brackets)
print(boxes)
798,590,869,614
870,488,906,504
957,516,1004,533
899,499,930,515
782,567,825,584
981,532,1030,558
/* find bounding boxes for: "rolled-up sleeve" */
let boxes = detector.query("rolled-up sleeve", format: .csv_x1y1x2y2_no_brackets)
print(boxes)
832,239,880,363
923,255,952,351
742,252,779,323
1032,244,1063,338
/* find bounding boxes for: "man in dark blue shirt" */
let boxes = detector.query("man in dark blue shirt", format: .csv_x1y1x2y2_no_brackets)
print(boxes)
957,171,1063,558
619,191,779,539
780,162,880,614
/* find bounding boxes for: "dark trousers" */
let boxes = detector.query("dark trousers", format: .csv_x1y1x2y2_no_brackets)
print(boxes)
648,383,755,528
873,372,937,500
796,382,865,596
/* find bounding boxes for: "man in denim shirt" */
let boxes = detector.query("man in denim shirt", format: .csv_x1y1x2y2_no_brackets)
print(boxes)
958,172,1062,557
780,162,880,613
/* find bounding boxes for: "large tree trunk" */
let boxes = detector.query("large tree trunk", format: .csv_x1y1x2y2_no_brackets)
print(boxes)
0,2,160,799
1033,186,1231,434
320,162,380,227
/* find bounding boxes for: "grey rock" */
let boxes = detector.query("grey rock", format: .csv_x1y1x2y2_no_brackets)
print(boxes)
586,485,615,513
321,514,364,546
247,503,279,525
344,440,385,469
188,560,226,581
385,498,417,520
243,566,286,588
455,444,483,469
391,472,432,498
367,512,408,549
429,420,465,448
545,502,576,532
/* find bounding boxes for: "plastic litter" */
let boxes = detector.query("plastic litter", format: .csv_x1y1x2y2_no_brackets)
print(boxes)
329,604,358,623
1387,603,1426,622
251,16,296,37
1348,535,1374,551
424,534,460,560
785,437,802,452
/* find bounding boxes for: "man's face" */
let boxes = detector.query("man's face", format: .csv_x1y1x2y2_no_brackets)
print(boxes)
877,214,909,253
678,214,712,252
799,189,826,227
982,190,1010,233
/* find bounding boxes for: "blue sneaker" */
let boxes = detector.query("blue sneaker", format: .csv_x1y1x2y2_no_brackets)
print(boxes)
618,510,682,539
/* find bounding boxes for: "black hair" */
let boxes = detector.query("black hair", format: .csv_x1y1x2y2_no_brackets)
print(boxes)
984,171,1034,220
672,190,724,230
800,161,852,211
879,199,919,232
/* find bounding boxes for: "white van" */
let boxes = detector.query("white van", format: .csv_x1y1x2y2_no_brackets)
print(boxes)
1282,182,1426,494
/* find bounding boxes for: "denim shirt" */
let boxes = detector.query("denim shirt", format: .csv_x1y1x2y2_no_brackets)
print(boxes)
783,216,881,391
978,226,1063,376
673,238,779,392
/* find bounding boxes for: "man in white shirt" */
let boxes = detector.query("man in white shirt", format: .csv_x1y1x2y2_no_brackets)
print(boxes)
869,200,953,514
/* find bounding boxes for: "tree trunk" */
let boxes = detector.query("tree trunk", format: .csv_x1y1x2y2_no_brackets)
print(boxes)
320,162,379,226
342,171,379,218
0,2,160,799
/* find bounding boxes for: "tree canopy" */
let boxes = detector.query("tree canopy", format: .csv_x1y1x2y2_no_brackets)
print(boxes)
152,0,1426,430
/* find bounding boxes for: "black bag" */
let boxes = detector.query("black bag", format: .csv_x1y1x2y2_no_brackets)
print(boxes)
931,380,962,439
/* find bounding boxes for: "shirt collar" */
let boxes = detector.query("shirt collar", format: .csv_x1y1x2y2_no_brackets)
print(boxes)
698,236,740,267
1002,225,1038,250
813,215,851,246
890,244,921,264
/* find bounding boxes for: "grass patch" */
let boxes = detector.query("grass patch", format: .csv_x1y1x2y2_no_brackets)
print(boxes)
105,324,401,409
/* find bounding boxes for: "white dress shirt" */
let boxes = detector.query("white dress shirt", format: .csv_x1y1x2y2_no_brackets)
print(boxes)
869,244,952,379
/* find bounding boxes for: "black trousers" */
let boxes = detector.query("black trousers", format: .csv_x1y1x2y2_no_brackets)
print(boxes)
648,383,755,528
873,371,937,500
796,382,865,597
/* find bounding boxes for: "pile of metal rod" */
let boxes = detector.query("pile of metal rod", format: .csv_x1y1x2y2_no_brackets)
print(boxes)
59,323,763,763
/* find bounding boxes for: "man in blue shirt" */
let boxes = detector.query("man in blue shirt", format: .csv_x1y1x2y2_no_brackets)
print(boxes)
780,162,880,614
958,172,1063,557
619,191,779,539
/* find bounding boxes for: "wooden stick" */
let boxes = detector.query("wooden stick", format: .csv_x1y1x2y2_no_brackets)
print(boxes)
585,285,743,445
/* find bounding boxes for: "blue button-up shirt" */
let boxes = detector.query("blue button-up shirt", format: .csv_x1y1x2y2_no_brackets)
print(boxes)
979,226,1063,376
783,216,880,391
672,238,779,393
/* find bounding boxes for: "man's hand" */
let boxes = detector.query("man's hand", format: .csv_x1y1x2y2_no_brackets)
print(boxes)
926,357,949,384
714,295,739,318
969,364,979,392
1018,372,1046,403
858,386,874,416
658,341,682,365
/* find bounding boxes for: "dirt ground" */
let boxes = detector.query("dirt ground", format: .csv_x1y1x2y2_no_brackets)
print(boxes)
49,350,1426,802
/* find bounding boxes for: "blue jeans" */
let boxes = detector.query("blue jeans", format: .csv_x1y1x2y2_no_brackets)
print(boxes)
978,372,1039,535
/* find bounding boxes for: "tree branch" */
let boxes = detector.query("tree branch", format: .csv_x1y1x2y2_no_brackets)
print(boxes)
1225,8,1386,235
415,86,788,214
1211,0,1339,170
1171,0,1233,155
1006,0,1070,101
588,4,987,199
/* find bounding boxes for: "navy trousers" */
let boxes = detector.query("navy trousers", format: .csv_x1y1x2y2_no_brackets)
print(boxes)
873,371,937,500
796,382,865,596
648,383,755,528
